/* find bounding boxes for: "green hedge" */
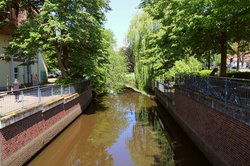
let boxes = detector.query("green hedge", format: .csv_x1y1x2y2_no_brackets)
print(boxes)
55,77,75,85
227,71,250,79
198,70,250,79
199,70,212,76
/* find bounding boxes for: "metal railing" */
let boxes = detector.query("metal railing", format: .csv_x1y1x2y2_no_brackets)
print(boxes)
175,74,250,109
155,81,175,99
0,80,91,116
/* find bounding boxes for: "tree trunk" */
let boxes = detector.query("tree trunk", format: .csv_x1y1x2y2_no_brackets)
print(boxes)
236,53,240,71
62,45,69,75
220,32,227,77
56,45,67,77
241,54,245,68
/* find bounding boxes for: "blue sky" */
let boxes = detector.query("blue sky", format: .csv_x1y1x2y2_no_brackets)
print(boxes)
105,0,141,48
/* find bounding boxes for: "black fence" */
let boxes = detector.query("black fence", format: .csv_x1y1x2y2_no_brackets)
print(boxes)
175,74,250,109
154,81,175,100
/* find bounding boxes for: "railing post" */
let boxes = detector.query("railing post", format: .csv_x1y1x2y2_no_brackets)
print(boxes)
61,85,63,96
224,78,228,103
205,77,208,95
21,90,24,108
51,86,54,96
69,84,71,94
38,87,41,103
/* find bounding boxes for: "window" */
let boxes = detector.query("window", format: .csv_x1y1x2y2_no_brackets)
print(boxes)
14,67,18,79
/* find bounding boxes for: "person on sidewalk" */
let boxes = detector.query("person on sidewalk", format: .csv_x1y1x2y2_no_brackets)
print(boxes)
12,79,20,102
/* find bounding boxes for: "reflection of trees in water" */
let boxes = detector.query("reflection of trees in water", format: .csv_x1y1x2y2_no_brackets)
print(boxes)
117,90,157,113
60,95,129,166
60,114,115,166
72,144,113,166
84,95,128,161
28,113,115,166
126,106,175,166
117,91,175,165
29,91,175,166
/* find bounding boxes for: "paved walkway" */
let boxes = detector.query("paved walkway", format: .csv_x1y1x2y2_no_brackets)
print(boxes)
0,93,64,116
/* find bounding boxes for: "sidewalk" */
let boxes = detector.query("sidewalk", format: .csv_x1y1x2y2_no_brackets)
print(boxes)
0,80,90,117
0,93,62,116
0,82,74,117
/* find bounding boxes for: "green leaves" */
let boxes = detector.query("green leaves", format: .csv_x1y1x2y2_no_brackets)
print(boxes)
166,56,202,79
127,0,249,90
106,51,128,93
137,0,250,77
127,12,162,91
2,0,115,93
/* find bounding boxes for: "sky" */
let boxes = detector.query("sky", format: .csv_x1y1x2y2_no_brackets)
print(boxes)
104,0,141,48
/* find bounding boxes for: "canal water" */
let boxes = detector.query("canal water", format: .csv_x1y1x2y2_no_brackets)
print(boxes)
27,89,211,166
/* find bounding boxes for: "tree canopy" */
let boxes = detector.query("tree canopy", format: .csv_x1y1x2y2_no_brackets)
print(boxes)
126,0,250,92
139,0,250,76
2,0,122,93
2,0,250,93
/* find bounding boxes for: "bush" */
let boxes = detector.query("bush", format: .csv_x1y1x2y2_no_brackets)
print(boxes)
166,56,202,79
55,77,75,85
226,71,250,79
226,70,241,74
125,73,136,87
198,70,250,79
199,70,212,76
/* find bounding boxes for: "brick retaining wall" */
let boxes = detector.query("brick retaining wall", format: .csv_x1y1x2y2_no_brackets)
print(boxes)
0,88,92,166
155,88,250,166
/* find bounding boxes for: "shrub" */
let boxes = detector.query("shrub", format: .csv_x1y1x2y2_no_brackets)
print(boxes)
226,71,250,79
199,70,212,76
55,77,75,85
166,56,202,79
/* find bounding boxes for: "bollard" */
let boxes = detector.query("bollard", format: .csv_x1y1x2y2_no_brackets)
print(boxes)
69,84,71,94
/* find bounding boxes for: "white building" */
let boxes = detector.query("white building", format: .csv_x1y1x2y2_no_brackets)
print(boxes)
0,4,48,91
0,34,48,91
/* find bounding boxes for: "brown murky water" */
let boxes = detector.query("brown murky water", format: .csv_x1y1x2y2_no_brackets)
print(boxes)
27,89,211,166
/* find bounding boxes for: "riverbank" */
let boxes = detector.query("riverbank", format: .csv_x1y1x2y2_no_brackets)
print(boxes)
0,86,92,166
125,84,154,98
27,89,211,166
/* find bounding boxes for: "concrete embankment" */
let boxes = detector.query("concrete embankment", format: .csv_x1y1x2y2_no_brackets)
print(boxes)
0,88,92,166
155,88,250,166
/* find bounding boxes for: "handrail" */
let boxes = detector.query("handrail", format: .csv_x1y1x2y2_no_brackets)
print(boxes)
0,80,91,116
175,75,250,109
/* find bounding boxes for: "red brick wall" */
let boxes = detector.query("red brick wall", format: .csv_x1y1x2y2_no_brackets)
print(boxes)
175,90,250,166
0,112,44,160
0,89,92,164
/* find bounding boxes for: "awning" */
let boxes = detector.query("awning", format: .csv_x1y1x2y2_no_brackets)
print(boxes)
18,61,35,66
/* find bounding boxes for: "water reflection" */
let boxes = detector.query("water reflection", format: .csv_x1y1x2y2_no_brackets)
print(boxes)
28,89,211,166
123,92,175,166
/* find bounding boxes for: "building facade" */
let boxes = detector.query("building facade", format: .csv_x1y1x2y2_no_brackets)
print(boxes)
0,3,47,91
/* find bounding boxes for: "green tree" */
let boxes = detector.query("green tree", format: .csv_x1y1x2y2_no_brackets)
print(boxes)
127,12,164,92
106,51,128,93
140,0,250,76
3,0,114,93
228,41,250,70
166,56,202,79
5,0,110,75
84,29,116,93
0,0,43,14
